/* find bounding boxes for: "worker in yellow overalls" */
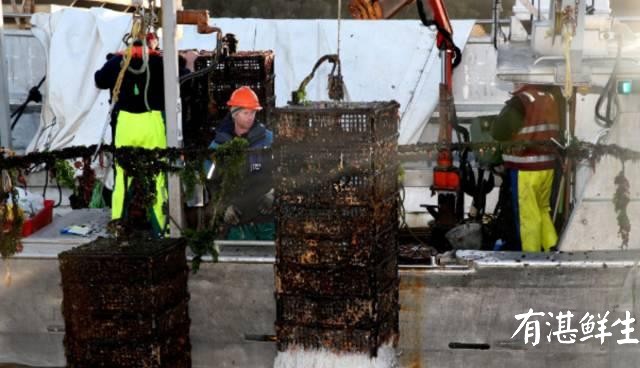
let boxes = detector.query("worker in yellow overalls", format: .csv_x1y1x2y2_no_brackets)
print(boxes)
491,85,563,252
94,33,167,236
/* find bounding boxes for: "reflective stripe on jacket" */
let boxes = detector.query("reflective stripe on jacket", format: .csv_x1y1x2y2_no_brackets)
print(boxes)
503,87,560,170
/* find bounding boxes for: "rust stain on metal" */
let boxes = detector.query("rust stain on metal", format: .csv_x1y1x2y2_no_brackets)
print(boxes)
400,276,428,368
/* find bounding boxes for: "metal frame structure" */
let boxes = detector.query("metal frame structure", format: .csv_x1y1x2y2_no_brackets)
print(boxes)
0,4,12,149
161,0,185,236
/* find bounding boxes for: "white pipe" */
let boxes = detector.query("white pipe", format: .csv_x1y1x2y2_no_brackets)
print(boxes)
161,0,185,236
0,4,12,149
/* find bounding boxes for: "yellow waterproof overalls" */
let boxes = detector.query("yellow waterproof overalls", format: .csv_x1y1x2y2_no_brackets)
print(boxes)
111,110,167,236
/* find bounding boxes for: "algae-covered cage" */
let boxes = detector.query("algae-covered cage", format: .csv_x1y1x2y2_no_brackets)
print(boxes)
273,101,401,356
59,238,191,367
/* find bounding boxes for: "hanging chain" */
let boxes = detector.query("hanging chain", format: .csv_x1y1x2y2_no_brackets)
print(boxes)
327,0,346,101
148,0,159,33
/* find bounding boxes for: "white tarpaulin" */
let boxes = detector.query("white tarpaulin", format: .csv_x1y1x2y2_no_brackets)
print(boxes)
29,8,134,152
28,8,474,151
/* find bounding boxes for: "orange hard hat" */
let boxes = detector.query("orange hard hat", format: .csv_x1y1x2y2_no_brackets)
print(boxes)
227,86,262,110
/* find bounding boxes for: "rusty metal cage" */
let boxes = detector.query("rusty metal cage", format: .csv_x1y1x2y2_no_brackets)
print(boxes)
276,197,397,236
61,270,188,314
277,226,396,267
59,238,191,368
276,281,398,329
59,238,187,285
275,137,398,174
273,101,399,206
273,101,399,145
63,299,189,342
276,165,399,207
276,255,397,297
276,310,398,356
274,100,400,356
195,51,274,81
64,330,191,368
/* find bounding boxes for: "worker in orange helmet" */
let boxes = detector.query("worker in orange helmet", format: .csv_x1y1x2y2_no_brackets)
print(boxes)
205,86,274,240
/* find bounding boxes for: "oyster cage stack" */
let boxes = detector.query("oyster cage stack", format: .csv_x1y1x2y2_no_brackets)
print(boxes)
58,238,191,368
191,50,275,133
273,101,401,356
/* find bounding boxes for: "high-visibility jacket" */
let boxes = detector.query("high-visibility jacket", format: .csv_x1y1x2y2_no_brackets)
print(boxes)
94,47,167,236
502,86,561,171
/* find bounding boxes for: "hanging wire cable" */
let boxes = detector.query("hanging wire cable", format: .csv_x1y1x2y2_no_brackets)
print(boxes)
595,37,622,128
337,0,342,61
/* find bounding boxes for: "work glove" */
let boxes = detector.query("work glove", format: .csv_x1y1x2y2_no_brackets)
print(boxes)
223,205,241,225
258,189,275,215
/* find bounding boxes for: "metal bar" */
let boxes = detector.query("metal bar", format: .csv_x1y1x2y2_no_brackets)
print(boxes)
4,29,33,36
0,4,12,149
215,240,275,247
218,255,275,263
582,198,640,202
161,0,185,237
3,12,31,17
563,89,577,224
467,40,499,45
616,16,640,22
473,19,511,25
244,334,277,342
533,56,640,66
440,49,445,88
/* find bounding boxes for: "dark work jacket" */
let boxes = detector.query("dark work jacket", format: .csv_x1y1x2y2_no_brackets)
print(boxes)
94,50,165,113
208,114,273,223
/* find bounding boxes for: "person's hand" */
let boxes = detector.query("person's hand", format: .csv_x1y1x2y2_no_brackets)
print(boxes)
224,205,241,225
258,189,274,215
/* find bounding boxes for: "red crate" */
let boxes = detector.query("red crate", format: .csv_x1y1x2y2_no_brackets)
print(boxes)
22,199,54,237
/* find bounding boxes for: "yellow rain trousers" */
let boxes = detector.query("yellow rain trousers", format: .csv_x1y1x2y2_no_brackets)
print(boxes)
112,110,167,236
516,169,558,252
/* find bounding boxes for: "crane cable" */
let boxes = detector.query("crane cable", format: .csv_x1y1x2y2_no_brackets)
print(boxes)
331,0,346,101
337,0,342,61
595,37,622,128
